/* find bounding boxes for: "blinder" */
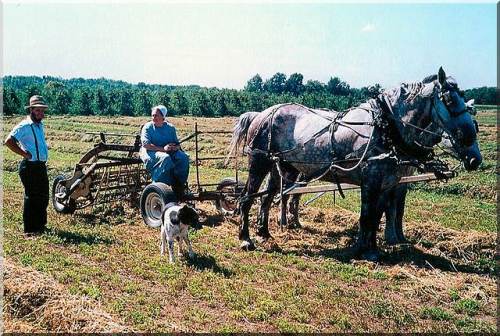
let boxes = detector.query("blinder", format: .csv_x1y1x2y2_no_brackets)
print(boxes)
439,89,467,117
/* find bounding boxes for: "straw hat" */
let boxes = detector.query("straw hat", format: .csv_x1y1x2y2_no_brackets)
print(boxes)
25,95,48,109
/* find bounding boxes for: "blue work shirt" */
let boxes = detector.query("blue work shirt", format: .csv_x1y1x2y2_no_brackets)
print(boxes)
9,116,49,162
140,121,179,148
139,121,190,185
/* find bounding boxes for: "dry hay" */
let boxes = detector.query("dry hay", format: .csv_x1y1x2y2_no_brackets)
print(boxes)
196,201,496,274
3,258,130,333
404,221,496,267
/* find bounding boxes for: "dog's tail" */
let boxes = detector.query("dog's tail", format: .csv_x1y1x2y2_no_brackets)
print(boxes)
225,111,260,166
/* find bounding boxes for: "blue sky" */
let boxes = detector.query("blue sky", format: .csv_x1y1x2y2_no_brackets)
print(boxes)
3,2,497,90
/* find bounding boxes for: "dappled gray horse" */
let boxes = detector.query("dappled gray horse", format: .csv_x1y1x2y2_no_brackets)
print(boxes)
231,67,482,261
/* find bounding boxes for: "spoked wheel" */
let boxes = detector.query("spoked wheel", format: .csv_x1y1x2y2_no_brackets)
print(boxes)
140,183,177,228
215,178,245,215
52,175,76,214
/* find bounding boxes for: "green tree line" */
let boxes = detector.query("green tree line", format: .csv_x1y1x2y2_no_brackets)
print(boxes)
2,74,496,117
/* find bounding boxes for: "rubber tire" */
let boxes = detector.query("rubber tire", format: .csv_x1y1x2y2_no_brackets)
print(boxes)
215,178,245,215
52,174,77,214
140,182,177,228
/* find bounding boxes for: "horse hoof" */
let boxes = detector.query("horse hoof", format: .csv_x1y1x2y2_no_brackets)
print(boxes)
361,250,380,262
240,240,256,251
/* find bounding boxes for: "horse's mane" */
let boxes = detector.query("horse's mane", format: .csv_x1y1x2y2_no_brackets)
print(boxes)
422,74,437,84
383,81,425,108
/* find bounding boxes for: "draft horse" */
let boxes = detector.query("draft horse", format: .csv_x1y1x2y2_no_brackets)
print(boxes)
230,67,482,261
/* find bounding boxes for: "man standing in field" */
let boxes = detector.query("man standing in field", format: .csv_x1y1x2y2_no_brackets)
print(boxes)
4,95,50,237
139,105,190,200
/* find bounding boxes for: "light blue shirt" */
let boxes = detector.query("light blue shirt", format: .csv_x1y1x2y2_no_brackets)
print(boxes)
9,116,49,162
140,121,179,147
139,120,179,165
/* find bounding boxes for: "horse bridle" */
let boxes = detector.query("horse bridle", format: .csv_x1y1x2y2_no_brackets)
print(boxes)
404,81,474,144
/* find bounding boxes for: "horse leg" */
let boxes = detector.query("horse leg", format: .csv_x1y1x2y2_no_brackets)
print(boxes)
256,168,280,242
281,194,302,229
279,167,300,229
382,188,399,245
239,154,271,251
384,185,409,245
355,169,384,261
394,184,409,243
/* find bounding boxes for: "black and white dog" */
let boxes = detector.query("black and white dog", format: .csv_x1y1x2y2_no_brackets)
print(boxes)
160,203,199,263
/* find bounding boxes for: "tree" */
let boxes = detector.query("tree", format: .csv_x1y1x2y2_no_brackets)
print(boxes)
285,73,304,96
3,87,21,115
107,89,121,116
189,90,212,117
225,89,245,116
327,77,350,96
169,89,189,116
133,89,152,116
153,88,171,114
44,81,72,115
263,72,287,94
25,84,43,104
207,88,230,117
92,87,108,115
464,87,497,105
71,88,93,115
242,91,264,112
118,89,134,116
245,74,263,92
304,80,325,94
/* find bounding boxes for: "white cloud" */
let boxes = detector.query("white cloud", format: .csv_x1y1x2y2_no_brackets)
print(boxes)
361,23,376,33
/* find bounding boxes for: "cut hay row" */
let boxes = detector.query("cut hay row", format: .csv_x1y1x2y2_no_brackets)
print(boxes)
3,258,130,333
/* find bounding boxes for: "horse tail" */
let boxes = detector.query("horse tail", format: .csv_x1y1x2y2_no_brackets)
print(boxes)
225,111,260,166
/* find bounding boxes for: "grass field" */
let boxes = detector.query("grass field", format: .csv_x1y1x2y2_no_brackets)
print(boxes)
2,110,497,332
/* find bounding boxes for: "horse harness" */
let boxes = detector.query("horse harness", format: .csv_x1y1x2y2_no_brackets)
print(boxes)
244,90,454,201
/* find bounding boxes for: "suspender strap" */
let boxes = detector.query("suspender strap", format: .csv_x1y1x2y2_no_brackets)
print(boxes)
29,124,40,161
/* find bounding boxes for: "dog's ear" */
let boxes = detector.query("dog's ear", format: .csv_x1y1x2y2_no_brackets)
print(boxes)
189,206,198,217
187,207,199,227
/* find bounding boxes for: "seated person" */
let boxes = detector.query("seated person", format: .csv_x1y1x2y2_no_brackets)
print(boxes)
139,105,189,199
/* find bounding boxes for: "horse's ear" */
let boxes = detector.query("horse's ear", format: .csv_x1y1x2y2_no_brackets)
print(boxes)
438,67,446,86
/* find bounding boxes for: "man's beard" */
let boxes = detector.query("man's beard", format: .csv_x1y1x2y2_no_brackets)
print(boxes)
30,112,42,123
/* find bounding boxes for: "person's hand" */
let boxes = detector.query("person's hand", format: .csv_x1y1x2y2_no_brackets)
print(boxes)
163,143,178,153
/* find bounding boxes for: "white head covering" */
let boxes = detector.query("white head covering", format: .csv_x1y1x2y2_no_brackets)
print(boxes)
152,105,168,118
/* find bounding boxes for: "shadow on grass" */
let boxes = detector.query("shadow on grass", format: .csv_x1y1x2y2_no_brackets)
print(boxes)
45,227,114,245
197,212,227,228
378,245,495,275
261,226,494,276
187,254,234,278
71,210,133,227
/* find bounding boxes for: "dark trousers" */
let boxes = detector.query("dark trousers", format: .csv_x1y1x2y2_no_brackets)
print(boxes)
19,160,49,233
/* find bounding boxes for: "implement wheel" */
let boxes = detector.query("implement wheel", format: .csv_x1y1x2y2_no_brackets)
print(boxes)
52,175,76,214
215,178,245,215
140,183,177,228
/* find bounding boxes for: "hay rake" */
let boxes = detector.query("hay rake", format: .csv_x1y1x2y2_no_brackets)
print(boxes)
52,127,244,227
52,134,151,213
